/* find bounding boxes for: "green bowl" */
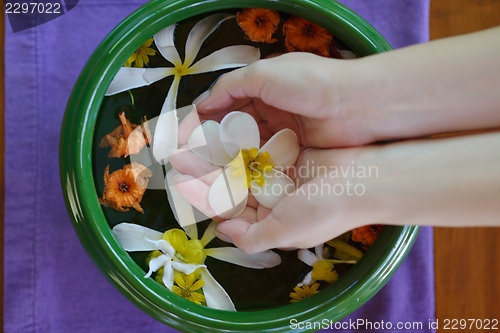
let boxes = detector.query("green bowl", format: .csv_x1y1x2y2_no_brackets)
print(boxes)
60,0,419,332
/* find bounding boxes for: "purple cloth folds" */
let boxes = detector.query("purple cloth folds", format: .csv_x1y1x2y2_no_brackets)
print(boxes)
4,1,433,332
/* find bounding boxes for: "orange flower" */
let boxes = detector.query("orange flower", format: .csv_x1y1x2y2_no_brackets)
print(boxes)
282,16,333,57
237,8,281,43
99,112,151,158
351,225,384,247
99,162,153,213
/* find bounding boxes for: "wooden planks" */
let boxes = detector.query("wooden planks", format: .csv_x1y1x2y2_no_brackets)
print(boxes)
430,0,500,331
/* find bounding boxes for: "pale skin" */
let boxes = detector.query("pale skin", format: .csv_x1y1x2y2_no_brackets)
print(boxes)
172,26,500,254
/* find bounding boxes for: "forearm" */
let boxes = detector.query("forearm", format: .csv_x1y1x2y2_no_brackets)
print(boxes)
359,131,500,227
347,26,500,140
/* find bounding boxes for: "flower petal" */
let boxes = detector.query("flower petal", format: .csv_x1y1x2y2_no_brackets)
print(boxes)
106,67,146,95
112,223,163,251
145,255,169,278
145,238,176,258
162,261,174,290
165,168,198,231
339,50,357,59
200,220,217,247
250,168,295,209
188,121,235,166
205,247,281,268
298,271,316,287
188,45,261,74
171,261,206,275
154,24,182,67
184,13,234,68
152,76,181,164
208,168,248,219
220,111,260,154
199,267,236,311
142,67,177,85
259,129,300,170
298,249,318,267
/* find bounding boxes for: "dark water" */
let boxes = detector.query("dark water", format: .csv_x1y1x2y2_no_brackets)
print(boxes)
93,9,358,311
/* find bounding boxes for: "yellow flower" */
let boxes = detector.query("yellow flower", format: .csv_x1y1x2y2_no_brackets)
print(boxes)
162,228,207,264
312,260,339,283
172,272,206,305
289,283,320,303
125,38,156,68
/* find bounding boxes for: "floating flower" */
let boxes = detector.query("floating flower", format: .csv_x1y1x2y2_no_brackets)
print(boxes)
186,111,300,218
99,112,151,158
298,244,356,286
282,16,332,57
124,37,156,68
112,221,281,311
105,13,261,165
99,162,152,213
237,8,280,43
172,271,206,305
289,282,320,303
351,224,384,248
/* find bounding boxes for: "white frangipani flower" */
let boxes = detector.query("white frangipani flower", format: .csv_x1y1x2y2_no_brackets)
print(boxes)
187,111,300,218
105,13,261,164
112,221,281,311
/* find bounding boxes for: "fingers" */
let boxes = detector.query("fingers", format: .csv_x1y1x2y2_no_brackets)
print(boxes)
196,53,333,118
170,148,221,185
214,173,363,254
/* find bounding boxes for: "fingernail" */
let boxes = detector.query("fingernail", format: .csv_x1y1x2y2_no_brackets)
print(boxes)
214,229,232,244
193,89,210,106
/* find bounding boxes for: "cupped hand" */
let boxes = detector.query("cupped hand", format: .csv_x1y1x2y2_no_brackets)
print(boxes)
195,52,380,148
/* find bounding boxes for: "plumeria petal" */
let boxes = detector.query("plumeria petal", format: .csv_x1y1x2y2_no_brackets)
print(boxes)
220,111,260,154
259,129,300,170
339,50,357,59
142,67,177,85
314,244,324,259
171,261,206,274
188,121,235,166
298,249,318,267
165,169,198,229
152,76,181,164
298,271,316,287
112,223,163,251
188,45,261,74
145,238,176,258
154,24,182,67
162,261,174,290
106,67,147,95
200,221,217,247
205,247,281,268
208,168,248,219
145,255,170,278
199,267,236,311
250,168,295,209
184,13,234,68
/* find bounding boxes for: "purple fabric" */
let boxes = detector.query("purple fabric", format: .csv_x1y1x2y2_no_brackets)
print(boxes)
4,1,433,332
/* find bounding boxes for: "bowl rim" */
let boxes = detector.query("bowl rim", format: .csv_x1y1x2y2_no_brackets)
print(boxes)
60,0,420,331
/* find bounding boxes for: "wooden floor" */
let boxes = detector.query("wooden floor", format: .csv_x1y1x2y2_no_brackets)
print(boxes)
1,1,500,331
430,1,500,331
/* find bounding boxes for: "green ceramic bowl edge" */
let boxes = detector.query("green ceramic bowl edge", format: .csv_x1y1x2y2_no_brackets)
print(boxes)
60,0,419,332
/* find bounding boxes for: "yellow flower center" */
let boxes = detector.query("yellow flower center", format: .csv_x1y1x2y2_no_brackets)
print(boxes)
231,148,274,187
